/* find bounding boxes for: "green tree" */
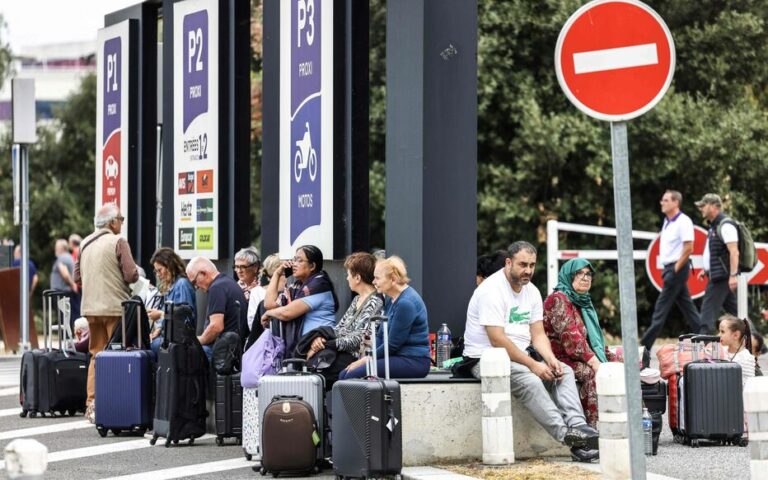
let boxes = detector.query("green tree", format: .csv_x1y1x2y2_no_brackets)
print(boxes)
0,15,12,89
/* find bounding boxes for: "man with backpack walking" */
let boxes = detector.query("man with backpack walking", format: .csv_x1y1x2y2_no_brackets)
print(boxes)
696,193,742,333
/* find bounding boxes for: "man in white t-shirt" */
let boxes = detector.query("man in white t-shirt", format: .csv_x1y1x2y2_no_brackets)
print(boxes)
464,241,599,463
696,193,739,333
641,190,701,367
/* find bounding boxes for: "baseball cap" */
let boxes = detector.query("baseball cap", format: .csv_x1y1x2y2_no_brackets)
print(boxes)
694,193,722,208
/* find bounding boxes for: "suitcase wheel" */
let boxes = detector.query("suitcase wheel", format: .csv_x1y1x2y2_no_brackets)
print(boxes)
272,473,279,478
165,440,171,448
19,410,27,418
691,439,700,448
215,436,223,446
136,427,147,437
97,428,108,438
150,436,158,446
259,467,266,476
244,452,252,461
188,437,195,446
29,411,37,418
738,437,749,447
112,429,122,436
172,439,179,445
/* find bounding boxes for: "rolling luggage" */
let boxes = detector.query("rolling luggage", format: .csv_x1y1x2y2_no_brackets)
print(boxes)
256,358,326,476
20,290,87,418
150,302,208,447
242,386,259,461
94,298,154,437
675,335,746,447
215,372,243,445
259,395,321,476
331,315,402,479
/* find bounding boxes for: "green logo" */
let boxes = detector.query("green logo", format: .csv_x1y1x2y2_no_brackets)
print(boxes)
507,306,530,324
197,227,214,250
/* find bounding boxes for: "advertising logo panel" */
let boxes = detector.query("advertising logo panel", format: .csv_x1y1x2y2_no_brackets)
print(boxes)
183,10,209,133
179,228,195,250
196,198,214,221
178,172,195,195
196,169,213,193
197,227,213,250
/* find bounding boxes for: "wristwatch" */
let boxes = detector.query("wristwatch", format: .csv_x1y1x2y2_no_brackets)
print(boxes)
730,272,739,277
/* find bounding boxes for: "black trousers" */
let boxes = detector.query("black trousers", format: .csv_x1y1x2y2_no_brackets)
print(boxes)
641,262,701,351
699,277,737,333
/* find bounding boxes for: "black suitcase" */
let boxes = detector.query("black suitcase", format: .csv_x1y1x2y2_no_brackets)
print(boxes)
150,302,208,447
20,290,87,418
215,372,243,445
679,335,746,447
331,315,402,479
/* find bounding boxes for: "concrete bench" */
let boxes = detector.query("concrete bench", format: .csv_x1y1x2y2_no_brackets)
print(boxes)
399,372,569,466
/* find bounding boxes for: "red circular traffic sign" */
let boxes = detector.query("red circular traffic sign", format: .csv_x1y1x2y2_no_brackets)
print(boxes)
555,0,675,121
645,226,709,299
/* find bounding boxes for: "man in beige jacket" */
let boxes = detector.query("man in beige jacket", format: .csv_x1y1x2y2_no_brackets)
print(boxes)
74,203,139,423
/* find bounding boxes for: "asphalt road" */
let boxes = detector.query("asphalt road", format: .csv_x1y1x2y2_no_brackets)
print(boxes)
0,346,763,480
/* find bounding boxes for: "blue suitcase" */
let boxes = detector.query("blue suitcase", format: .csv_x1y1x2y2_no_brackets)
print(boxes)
94,299,154,437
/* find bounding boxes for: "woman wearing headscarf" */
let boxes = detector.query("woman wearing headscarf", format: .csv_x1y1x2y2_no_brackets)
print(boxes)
543,258,623,428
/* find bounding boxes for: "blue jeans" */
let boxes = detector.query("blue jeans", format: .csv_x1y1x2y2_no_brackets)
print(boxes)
201,344,213,363
338,355,430,380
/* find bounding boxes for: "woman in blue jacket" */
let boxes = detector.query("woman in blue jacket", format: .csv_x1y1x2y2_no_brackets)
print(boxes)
339,256,430,379
147,247,197,353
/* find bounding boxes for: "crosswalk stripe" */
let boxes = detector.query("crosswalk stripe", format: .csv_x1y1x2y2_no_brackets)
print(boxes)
0,420,92,441
0,387,20,396
99,457,252,480
0,434,216,471
0,407,22,417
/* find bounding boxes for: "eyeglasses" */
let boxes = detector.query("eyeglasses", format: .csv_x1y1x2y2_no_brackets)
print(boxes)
115,215,125,222
292,257,308,264
574,271,595,280
234,263,257,271
190,271,202,289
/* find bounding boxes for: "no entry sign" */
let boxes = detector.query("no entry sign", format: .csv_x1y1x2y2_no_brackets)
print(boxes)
645,226,708,299
555,0,675,121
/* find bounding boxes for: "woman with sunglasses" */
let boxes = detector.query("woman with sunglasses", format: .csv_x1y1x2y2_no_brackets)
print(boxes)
543,258,622,428
261,245,338,353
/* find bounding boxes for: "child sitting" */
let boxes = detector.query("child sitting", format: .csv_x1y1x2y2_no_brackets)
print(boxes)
718,314,755,385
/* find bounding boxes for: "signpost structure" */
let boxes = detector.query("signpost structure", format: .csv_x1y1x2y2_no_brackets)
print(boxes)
11,78,37,352
555,1,676,478
646,225,709,298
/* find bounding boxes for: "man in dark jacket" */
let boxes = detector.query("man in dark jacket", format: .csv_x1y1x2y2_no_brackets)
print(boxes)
696,193,740,333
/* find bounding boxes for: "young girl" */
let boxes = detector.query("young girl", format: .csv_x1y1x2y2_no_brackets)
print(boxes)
718,314,756,385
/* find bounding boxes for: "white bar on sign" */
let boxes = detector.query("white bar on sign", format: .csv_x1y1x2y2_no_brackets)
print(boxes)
656,255,703,270
573,43,658,74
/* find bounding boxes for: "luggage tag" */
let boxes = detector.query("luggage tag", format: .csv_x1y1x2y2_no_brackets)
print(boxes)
312,430,320,446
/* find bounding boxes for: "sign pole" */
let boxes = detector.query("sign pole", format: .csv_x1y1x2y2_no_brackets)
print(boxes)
19,144,30,352
611,121,646,479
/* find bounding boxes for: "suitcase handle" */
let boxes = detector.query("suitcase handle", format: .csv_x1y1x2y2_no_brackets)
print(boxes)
162,301,174,349
678,333,697,341
271,394,303,402
690,335,720,344
367,315,390,380
281,358,307,372
121,298,145,350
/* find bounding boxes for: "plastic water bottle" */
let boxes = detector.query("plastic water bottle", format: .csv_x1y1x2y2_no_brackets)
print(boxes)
642,408,653,455
436,323,452,369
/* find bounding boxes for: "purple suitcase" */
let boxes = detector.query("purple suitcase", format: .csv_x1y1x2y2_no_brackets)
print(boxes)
94,298,154,436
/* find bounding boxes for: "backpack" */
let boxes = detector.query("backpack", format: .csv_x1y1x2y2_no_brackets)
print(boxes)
212,331,242,375
717,216,757,273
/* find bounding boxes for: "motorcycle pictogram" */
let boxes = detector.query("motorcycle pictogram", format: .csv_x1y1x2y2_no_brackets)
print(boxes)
294,122,318,183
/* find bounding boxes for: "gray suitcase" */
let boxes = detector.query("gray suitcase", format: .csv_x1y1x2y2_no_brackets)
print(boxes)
257,359,326,461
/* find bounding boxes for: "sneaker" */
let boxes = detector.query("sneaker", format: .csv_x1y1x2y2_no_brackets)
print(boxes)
570,446,599,463
85,403,96,424
564,424,599,450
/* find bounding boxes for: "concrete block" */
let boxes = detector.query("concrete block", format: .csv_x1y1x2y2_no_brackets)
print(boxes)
400,382,568,466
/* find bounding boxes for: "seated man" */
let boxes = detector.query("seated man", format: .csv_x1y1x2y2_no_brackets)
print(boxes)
463,241,599,463
186,257,247,361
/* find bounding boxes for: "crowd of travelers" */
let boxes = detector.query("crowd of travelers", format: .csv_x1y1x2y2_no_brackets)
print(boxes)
36,194,764,463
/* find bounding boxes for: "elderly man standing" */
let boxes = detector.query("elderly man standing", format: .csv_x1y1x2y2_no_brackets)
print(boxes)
74,203,139,423
186,257,247,360
696,193,740,334
463,241,599,463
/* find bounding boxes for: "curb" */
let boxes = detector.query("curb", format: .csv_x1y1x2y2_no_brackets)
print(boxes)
402,466,478,480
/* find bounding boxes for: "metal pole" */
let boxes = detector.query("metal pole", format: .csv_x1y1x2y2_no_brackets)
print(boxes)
737,275,748,319
155,124,163,249
20,144,30,352
610,121,646,479
546,220,558,294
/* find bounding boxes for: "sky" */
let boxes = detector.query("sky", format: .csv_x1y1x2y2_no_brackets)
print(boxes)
0,0,139,52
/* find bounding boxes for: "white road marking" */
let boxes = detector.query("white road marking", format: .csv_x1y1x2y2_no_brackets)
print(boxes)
0,407,22,417
573,43,658,74
0,420,92,441
99,457,252,480
0,387,20,396
0,434,216,470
